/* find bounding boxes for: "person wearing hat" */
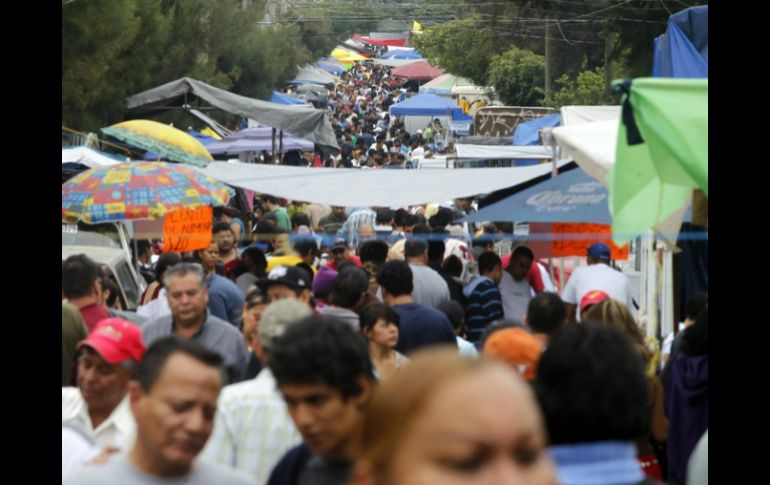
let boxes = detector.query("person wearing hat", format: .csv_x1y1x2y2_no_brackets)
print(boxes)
578,290,611,322
62,318,146,450
257,265,313,306
483,327,543,381
200,300,310,484
311,266,338,310
326,237,363,271
561,242,633,322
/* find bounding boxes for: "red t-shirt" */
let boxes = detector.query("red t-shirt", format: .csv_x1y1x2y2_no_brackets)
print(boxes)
326,256,363,270
78,303,111,334
501,255,545,293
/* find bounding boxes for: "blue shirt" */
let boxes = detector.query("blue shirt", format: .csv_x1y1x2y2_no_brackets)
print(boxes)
548,441,645,485
207,274,245,328
392,303,456,355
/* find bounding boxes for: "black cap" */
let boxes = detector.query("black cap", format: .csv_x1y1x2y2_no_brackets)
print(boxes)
257,265,312,291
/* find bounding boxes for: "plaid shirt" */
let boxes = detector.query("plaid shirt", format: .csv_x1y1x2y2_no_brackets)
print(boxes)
200,369,301,485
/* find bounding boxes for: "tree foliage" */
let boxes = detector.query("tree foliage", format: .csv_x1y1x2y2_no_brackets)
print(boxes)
487,46,545,106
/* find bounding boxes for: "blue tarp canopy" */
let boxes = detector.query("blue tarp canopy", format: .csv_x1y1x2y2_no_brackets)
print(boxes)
381,50,423,60
462,164,612,224
512,113,561,145
653,5,708,78
315,61,345,76
389,93,472,120
270,91,307,105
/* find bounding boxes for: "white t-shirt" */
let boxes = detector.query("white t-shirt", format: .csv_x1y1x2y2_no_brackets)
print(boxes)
561,263,633,320
498,271,532,322
411,146,425,158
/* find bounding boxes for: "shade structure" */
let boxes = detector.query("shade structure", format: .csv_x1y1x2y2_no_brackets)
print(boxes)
391,61,444,80
419,73,457,95
270,91,307,105
62,147,125,168
290,65,336,86
207,126,314,154
512,114,561,145
351,34,407,47
381,49,422,60
125,77,339,150
609,77,707,244
373,58,424,68
462,165,612,224
653,5,708,78
315,61,345,76
102,120,213,168
62,161,234,223
199,160,571,207
389,93,469,120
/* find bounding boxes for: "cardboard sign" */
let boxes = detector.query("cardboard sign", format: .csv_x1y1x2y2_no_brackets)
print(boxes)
162,207,213,253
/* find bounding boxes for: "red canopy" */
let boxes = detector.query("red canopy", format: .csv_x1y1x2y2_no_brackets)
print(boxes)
351,34,407,47
391,61,444,80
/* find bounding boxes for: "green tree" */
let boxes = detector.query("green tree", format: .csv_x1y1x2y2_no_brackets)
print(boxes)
488,46,545,106
414,17,497,85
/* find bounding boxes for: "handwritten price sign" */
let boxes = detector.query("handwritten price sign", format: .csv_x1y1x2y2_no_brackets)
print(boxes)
162,207,213,253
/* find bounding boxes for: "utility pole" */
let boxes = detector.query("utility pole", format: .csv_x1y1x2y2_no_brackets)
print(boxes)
544,19,552,99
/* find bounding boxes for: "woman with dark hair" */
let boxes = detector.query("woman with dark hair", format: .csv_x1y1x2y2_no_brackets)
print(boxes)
664,310,708,485
358,301,408,381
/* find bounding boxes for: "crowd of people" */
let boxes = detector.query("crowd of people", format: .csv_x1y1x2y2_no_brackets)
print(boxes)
62,54,707,485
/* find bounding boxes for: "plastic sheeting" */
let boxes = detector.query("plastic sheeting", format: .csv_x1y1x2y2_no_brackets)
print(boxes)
462,165,611,224
198,160,571,207
653,5,708,78
389,93,469,120
391,61,444,80
454,145,552,160
125,77,339,150
560,105,620,126
513,114,561,146
270,91,307,105
373,58,423,68
62,146,125,167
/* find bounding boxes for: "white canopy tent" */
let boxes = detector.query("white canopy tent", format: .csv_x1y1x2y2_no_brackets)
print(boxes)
455,144,553,160
198,160,570,207
62,146,125,167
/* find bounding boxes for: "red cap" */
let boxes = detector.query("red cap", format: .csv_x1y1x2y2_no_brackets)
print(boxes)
77,318,146,365
579,290,611,312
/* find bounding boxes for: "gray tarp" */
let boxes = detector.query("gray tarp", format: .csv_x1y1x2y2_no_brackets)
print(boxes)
126,77,339,150
198,160,570,207
290,65,336,86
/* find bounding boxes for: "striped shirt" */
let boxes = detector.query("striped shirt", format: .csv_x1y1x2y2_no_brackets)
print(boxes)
200,369,302,485
463,276,504,341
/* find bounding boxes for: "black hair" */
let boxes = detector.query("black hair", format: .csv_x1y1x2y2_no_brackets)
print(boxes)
376,208,394,225
526,292,567,335
134,337,224,392
437,300,465,330
441,255,464,278
393,208,410,228
358,240,389,265
512,246,534,261
685,292,708,320
291,213,310,229
376,260,413,297
269,316,374,398
359,301,400,332
427,234,446,264
293,238,319,259
241,246,267,270
478,252,502,275
404,239,428,259
331,266,369,309
534,324,649,445
62,254,99,299
212,221,234,235
681,309,708,357
411,223,431,235
261,194,280,205
154,252,182,282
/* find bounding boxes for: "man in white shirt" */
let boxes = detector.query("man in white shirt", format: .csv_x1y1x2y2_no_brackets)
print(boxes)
201,299,310,484
405,239,451,308
62,318,146,450
498,246,535,322
561,243,633,322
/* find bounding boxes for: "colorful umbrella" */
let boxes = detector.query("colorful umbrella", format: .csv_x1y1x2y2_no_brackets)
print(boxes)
62,161,234,223
101,120,213,168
